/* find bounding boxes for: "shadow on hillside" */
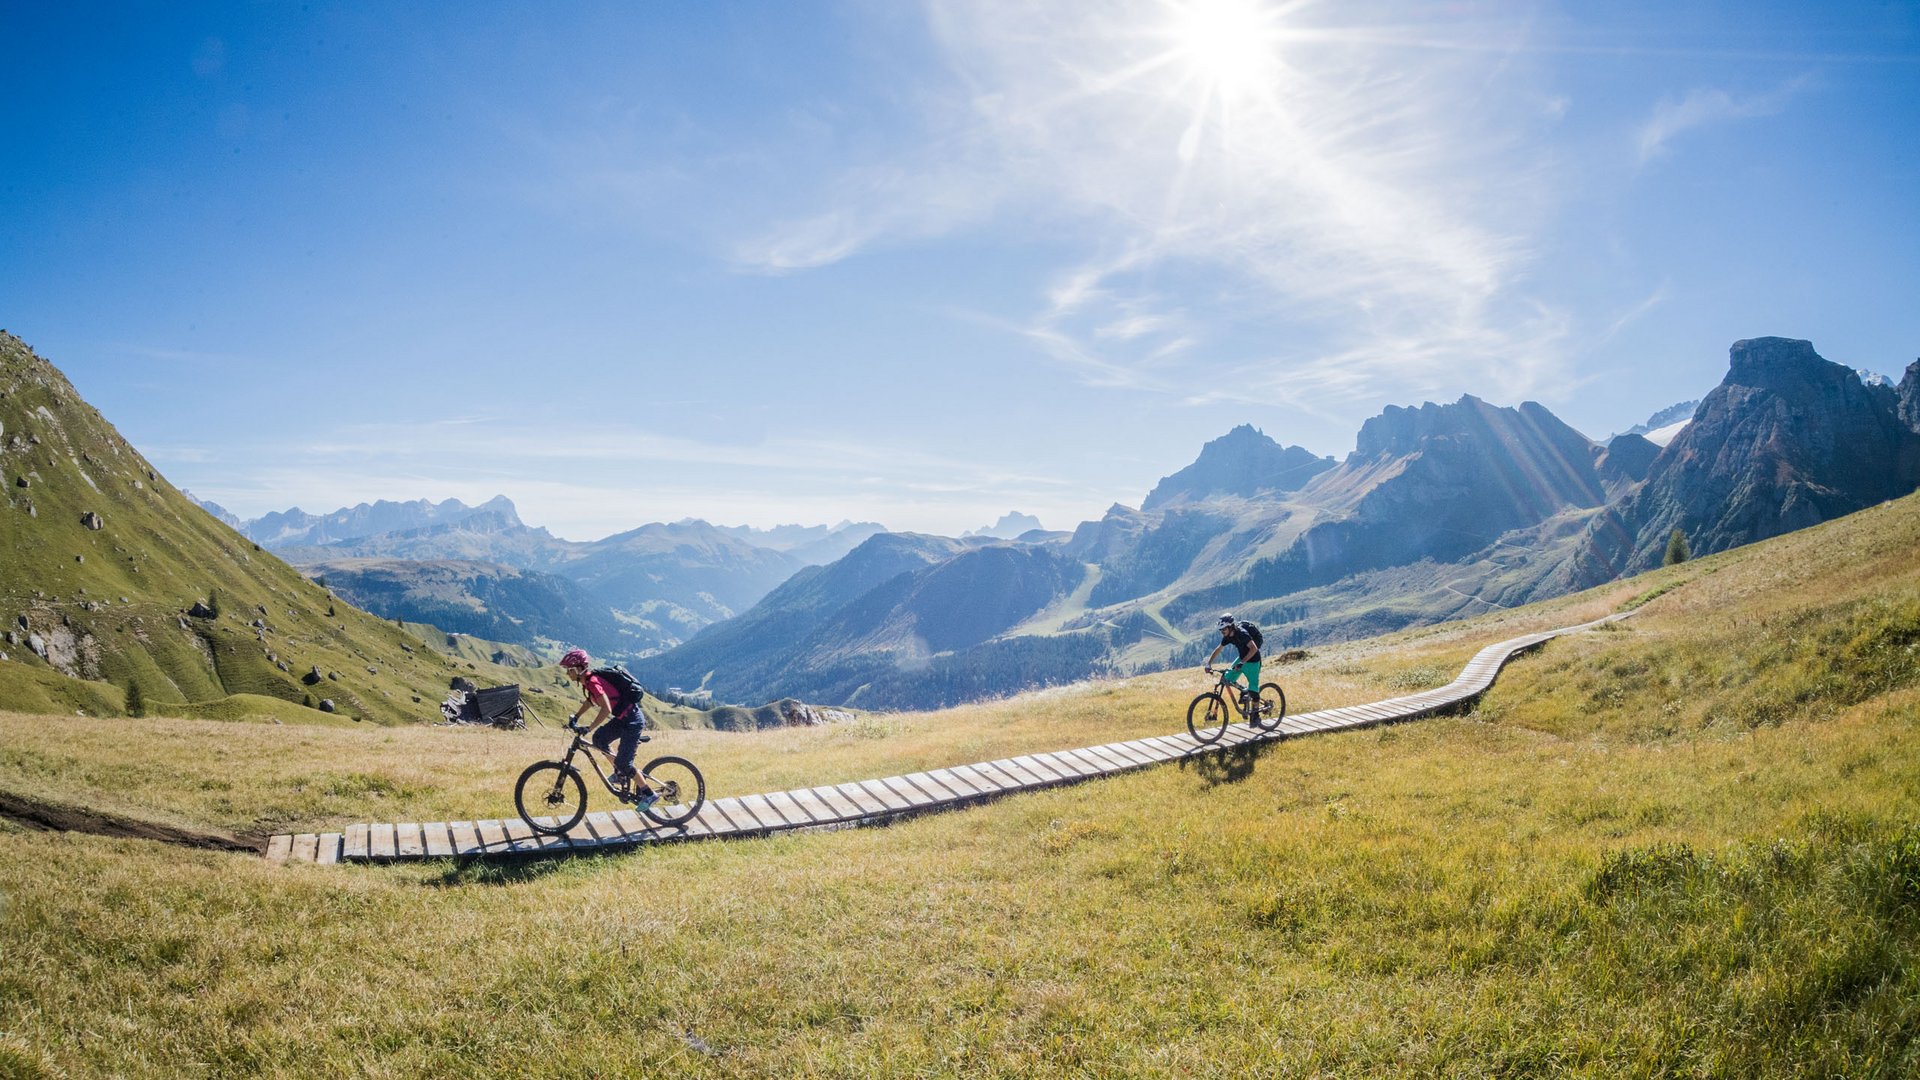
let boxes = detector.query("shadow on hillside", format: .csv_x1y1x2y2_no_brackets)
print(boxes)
1180,741,1269,787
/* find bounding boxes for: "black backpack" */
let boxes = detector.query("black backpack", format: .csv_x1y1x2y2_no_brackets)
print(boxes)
1237,621,1264,649
592,666,646,714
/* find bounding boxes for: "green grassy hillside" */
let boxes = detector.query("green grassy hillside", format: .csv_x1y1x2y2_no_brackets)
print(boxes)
0,333,537,724
2,490,1917,1075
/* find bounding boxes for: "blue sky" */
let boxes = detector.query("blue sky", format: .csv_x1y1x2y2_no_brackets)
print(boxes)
4,1,1917,540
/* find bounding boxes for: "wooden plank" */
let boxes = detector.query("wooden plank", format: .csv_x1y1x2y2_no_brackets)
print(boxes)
1013,754,1071,782
1121,738,1181,762
582,812,622,844
395,823,425,859
1043,751,1099,778
421,823,454,858
449,822,482,856
475,819,508,852
765,790,821,825
265,834,292,865
606,809,650,841
370,823,397,861
342,823,370,861
842,781,900,814
903,772,961,801
664,803,718,837
881,775,939,808
290,834,319,864
562,817,600,847
925,768,982,798
810,785,865,818
969,761,1028,789
986,758,1044,786
737,793,793,829
703,798,757,833
946,764,1005,794
1054,748,1113,775
500,818,540,853
1074,744,1128,769
315,833,342,866
852,778,909,811
1100,742,1157,767
785,788,841,823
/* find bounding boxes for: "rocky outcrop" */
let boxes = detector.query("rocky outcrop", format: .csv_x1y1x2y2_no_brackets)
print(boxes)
1899,358,1920,435
1580,338,1920,578
1595,433,1659,492
1142,424,1334,510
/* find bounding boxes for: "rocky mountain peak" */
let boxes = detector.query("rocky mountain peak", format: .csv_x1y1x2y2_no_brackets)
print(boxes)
1584,337,1920,577
1142,424,1334,510
1725,337,1842,391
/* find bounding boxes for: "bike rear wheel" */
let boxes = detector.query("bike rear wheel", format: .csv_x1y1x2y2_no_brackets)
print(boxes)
637,755,706,826
1186,691,1230,744
1254,682,1287,732
514,760,588,836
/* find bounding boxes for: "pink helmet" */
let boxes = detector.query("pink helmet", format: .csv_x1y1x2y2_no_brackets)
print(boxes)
559,648,590,671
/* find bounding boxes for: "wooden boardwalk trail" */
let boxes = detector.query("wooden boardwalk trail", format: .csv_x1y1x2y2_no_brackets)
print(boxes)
266,614,1624,865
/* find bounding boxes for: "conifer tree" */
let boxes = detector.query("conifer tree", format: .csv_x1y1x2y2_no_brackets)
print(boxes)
1663,527,1691,566
125,679,145,718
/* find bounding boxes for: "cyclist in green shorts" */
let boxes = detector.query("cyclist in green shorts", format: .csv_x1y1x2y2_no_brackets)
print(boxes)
1204,612,1263,712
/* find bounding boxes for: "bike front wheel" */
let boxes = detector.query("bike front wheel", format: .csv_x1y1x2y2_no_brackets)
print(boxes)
1253,682,1287,732
1186,691,1230,744
637,755,706,826
514,760,588,836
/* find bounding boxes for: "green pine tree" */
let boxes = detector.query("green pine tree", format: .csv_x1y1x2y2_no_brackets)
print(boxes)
1663,527,1691,566
125,679,145,718
206,589,222,618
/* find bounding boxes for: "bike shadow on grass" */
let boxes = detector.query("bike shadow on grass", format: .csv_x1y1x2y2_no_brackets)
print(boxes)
1176,737,1275,787
426,851,616,888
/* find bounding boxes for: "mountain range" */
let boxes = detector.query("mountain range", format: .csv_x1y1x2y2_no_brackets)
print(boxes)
195,495,887,659
634,337,1920,711
11,325,1919,721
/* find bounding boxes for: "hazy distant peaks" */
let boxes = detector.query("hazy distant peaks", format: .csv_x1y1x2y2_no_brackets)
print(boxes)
966,511,1044,538
234,496,524,547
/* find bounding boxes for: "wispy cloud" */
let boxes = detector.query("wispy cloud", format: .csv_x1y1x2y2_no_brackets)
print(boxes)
736,0,1574,410
167,418,1092,539
1636,74,1814,164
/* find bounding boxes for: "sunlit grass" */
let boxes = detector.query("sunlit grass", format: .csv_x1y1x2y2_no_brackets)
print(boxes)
2,495,1918,1076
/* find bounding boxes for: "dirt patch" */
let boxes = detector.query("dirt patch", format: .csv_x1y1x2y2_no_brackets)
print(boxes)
0,790,264,853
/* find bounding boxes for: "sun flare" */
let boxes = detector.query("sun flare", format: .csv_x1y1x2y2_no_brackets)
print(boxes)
1164,0,1288,97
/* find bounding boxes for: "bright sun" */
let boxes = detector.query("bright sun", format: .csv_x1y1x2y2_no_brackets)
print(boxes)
1165,0,1286,97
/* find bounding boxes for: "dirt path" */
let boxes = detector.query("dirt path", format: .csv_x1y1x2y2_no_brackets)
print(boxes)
0,790,264,853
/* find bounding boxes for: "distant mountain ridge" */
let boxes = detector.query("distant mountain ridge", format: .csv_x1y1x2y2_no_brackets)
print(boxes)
636,336,1920,711
239,495,525,547
206,496,892,659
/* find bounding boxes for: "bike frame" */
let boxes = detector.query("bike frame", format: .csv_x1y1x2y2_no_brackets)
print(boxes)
555,725,646,799
1209,668,1259,718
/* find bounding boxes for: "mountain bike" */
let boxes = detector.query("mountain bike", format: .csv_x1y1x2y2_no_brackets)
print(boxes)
513,721,705,835
1187,667,1286,743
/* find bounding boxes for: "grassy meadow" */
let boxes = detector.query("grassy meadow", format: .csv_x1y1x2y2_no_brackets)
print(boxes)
3,495,1919,1076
